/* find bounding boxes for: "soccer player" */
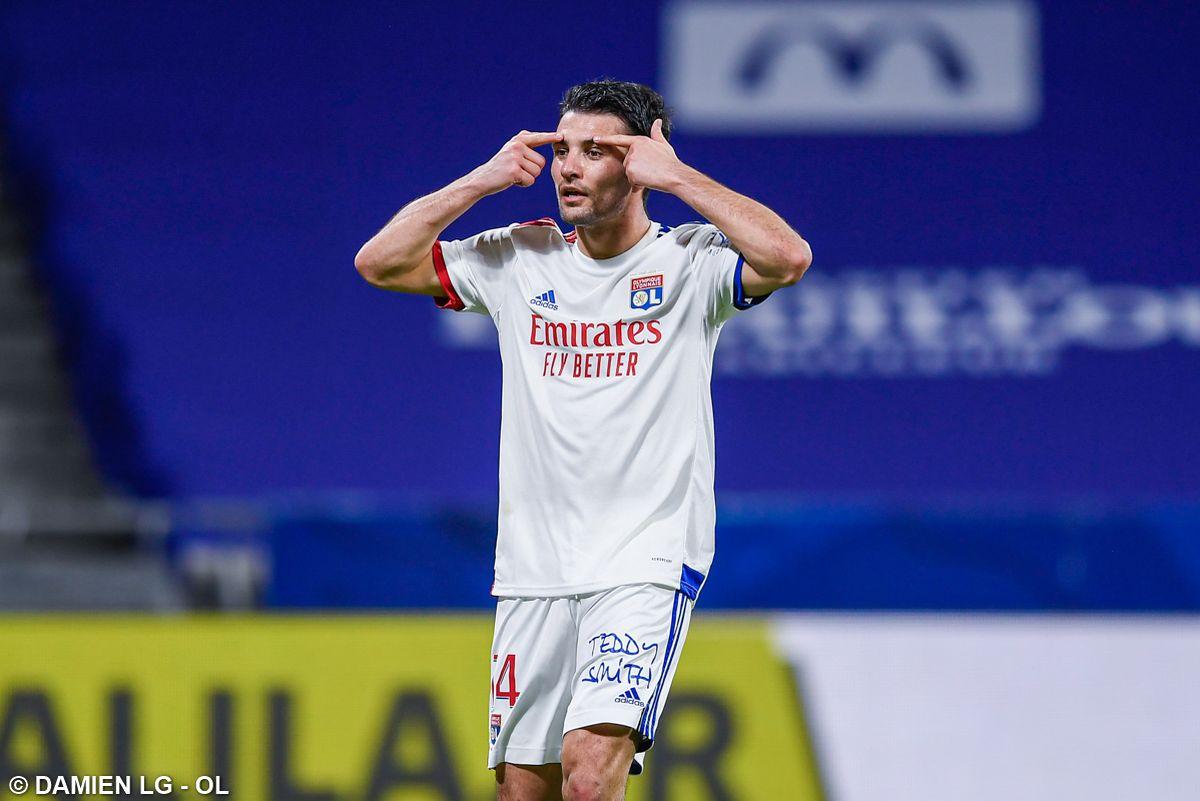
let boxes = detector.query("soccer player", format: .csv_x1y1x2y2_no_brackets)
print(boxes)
355,80,811,801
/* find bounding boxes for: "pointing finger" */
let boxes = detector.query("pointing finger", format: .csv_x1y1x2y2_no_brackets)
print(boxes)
518,131,564,147
592,134,638,148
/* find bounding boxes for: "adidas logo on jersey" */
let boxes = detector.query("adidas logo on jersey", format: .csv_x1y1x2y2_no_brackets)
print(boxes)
530,289,558,310
614,687,645,707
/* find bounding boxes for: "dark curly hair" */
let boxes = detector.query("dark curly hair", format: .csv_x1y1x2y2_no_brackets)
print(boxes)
559,79,673,209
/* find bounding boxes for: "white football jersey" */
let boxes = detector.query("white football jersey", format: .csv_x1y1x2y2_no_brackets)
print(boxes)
432,218,768,599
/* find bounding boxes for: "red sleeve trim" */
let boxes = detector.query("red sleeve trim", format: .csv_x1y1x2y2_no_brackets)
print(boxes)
431,241,465,311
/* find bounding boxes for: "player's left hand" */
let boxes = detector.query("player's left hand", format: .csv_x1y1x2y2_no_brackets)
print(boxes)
593,119,686,193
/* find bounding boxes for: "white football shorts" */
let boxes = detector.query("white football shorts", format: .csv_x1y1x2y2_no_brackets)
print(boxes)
487,582,694,775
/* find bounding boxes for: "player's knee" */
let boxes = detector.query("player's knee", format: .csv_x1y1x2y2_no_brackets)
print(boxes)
562,770,612,801
561,723,635,801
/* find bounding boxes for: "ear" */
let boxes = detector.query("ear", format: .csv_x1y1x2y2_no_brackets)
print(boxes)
650,118,666,142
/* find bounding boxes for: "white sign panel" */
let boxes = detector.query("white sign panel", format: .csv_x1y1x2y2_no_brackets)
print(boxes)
664,0,1041,132
771,615,1200,801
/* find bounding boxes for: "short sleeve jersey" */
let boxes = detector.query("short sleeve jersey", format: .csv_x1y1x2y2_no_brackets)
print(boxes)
433,219,769,599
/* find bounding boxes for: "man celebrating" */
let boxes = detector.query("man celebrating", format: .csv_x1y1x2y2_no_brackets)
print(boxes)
355,80,811,801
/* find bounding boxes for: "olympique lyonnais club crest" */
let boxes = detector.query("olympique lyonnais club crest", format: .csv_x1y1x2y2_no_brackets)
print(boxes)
630,273,664,310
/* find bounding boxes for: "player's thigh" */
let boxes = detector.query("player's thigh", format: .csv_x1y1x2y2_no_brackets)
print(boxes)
569,583,693,751
495,762,564,801
561,723,638,801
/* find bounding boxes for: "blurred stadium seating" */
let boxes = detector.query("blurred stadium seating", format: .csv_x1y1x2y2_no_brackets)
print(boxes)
0,137,178,610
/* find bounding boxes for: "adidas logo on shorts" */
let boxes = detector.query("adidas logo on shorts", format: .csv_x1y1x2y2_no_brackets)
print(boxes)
614,687,645,707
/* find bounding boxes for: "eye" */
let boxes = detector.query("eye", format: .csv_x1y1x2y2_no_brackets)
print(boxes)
587,148,603,158
553,148,567,158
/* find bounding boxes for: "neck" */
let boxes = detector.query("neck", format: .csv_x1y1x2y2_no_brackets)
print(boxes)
574,207,652,260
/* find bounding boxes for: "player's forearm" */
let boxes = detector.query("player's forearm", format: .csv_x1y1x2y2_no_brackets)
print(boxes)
354,173,489,279
667,166,812,281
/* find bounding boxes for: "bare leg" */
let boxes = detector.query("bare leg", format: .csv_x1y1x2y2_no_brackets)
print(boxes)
496,762,564,801
560,724,638,801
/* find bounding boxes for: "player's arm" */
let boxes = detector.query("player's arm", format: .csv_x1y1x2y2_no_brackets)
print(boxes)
593,120,811,296
354,131,563,293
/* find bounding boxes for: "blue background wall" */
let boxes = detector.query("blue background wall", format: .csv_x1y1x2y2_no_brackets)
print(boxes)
1,1,1196,607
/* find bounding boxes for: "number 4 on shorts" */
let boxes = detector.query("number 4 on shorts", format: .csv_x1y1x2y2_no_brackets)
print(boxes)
493,653,520,707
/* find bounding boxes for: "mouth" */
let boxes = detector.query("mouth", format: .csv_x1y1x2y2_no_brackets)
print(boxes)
560,187,588,202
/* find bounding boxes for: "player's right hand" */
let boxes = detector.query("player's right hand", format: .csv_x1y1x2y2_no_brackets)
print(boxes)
471,131,563,195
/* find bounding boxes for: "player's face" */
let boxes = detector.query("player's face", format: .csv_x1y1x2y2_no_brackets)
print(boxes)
552,112,641,227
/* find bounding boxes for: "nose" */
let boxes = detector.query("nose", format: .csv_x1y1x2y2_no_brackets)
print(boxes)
559,149,582,180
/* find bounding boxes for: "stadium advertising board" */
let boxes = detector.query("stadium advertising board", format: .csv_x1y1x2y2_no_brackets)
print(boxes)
2,616,1196,800
0,618,820,801
772,615,1200,801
